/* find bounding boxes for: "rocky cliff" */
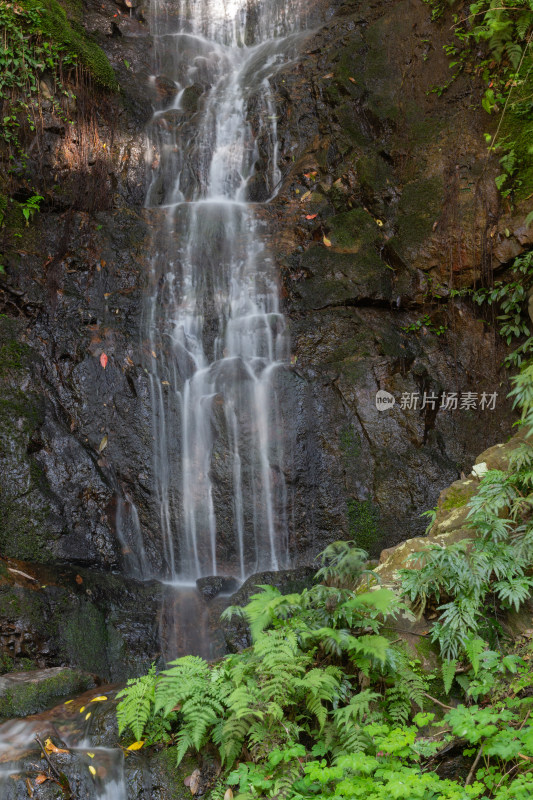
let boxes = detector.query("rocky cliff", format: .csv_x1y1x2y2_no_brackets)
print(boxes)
0,0,530,613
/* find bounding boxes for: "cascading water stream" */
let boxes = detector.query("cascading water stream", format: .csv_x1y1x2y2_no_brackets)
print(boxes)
0,689,128,800
145,0,307,609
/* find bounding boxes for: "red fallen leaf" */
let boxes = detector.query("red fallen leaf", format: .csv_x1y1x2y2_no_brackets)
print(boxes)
100,352,108,369
75,574,83,585
305,214,318,220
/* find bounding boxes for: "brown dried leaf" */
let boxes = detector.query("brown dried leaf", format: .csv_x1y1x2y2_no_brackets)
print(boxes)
185,769,201,795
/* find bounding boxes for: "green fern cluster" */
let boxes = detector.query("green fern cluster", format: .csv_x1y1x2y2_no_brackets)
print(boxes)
116,540,533,800
401,363,533,659
116,542,426,771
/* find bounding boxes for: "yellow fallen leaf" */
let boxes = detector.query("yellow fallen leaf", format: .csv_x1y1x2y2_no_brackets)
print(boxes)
44,738,69,755
375,219,383,227
89,765,97,777
151,350,157,358
64,700,73,705
87,752,95,758
300,190,311,201
323,235,332,247
85,712,92,720
90,696,108,703
161,380,170,385
98,435,108,453
224,789,234,800
79,706,86,713
127,741,145,751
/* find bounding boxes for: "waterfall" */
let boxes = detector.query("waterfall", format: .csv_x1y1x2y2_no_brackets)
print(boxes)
145,0,306,585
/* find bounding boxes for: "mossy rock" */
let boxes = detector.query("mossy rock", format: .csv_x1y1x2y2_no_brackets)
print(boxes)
22,0,117,89
140,749,197,800
391,176,444,258
474,429,528,472
297,242,393,309
326,207,385,252
0,666,95,718
0,316,33,375
499,69,533,203
339,426,362,466
373,525,472,589
347,499,381,556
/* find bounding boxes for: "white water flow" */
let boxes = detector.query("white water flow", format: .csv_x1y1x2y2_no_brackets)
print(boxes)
146,0,307,583
0,697,127,799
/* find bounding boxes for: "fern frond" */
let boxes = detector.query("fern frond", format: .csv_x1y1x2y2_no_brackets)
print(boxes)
441,659,457,695
116,665,157,741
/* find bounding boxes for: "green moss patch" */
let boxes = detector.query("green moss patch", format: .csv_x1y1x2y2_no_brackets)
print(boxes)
22,0,117,89
391,176,443,257
348,499,381,555
327,207,384,251
441,487,470,511
0,666,95,718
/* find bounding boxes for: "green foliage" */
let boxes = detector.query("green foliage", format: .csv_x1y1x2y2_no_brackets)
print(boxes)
22,0,117,89
451,250,533,368
425,0,533,200
116,543,413,766
20,194,43,225
401,362,533,659
118,541,533,800
116,665,157,742
401,313,448,336
0,0,116,173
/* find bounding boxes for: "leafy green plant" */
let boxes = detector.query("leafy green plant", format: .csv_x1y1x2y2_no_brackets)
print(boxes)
452,250,533,367
401,314,448,336
116,664,158,741
424,0,533,202
0,3,70,161
0,0,117,177
20,194,43,225
116,543,426,768
401,361,533,659
117,542,533,800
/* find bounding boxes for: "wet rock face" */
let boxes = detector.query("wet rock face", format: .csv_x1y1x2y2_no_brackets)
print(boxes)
0,560,163,681
264,0,522,558
196,575,240,601
0,0,524,583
